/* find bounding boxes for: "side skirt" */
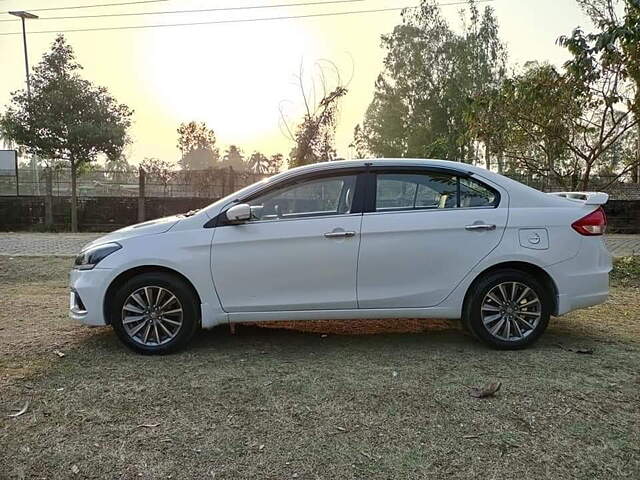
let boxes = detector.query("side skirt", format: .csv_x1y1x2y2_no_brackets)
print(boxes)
226,307,459,324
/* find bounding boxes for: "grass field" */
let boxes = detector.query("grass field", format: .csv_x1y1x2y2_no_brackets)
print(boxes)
1,256,639,479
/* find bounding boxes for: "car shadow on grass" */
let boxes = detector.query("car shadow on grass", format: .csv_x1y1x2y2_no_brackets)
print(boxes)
77,317,638,364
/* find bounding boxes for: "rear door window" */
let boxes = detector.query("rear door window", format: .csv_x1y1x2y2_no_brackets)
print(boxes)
374,171,498,211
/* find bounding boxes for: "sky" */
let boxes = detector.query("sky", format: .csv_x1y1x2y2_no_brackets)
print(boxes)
0,0,593,166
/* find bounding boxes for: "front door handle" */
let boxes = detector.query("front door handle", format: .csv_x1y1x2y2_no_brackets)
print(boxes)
465,224,496,231
324,231,356,238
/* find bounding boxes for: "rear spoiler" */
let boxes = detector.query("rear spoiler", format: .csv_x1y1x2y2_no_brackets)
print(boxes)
548,192,609,205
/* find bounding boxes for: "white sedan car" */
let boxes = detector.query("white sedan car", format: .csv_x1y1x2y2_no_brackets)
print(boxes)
70,159,611,354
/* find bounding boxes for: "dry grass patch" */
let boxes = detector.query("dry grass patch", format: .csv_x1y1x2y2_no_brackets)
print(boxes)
0,256,639,479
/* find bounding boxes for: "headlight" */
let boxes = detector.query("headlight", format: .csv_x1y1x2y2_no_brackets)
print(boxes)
74,242,122,270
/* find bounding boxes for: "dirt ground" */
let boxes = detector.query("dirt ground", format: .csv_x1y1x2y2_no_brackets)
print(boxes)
0,256,639,479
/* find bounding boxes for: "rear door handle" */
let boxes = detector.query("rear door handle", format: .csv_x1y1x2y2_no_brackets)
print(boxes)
465,224,496,231
324,231,356,238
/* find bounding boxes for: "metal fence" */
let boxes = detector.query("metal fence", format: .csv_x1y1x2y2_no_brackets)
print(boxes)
0,167,269,198
502,172,640,200
1,166,640,199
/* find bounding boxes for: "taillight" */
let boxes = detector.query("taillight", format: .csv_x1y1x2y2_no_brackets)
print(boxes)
571,207,607,236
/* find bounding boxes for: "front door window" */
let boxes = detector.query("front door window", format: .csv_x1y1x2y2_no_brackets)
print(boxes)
248,175,356,221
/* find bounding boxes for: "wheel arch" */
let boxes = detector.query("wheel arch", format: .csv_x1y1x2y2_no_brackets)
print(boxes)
463,261,559,316
103,265,202,325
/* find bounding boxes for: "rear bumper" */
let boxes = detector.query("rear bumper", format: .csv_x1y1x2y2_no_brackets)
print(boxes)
69,267,112,326
547,237,612,316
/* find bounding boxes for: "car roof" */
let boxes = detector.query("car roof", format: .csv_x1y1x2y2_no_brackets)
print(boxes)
284,158,476,174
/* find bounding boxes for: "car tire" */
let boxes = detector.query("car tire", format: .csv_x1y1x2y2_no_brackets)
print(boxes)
463,269,551,350
110,272,200,354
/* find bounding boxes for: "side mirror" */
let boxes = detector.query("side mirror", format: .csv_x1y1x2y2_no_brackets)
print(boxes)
226,203,252,223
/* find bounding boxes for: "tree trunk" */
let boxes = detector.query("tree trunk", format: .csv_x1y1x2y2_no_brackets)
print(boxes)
581,162,592,191
497,150,504,174
70,160,78,232
138,167,145,223
634,124,640,184
484,142,491,170
45,166,53,229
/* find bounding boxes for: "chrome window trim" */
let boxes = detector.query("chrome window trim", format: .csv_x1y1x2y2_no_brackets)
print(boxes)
363,205,503,217
239,212,363,226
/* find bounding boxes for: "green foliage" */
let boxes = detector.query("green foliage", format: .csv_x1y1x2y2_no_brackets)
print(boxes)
560,0,640,183
268,153,284,174
611,255,640,286
221,144,245,170
248,152,269,173
140,157,174,186
105,154,135,184
562,1,640,111
0,34,132,231
350,124,370,159
359,0,506,161
0,35,132,166
176,121,219,170
289,86,348,168
473,58,636,189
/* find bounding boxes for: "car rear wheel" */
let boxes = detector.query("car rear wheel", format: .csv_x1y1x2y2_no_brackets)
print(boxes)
110,272,199,354
463,269,551,349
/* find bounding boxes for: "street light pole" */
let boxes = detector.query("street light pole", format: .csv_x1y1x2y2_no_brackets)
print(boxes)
9,11,39,193
20,16,31,100
9,11,38,101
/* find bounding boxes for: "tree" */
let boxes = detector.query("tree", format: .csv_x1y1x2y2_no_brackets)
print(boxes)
248,152,270,173
560,0,640,182
267,153,285,174
140,157,174,194
281,62,348,168
221,145,246,170
466,84,512,172
486,63,580,184
104,154,135,189
359,0,507,162
247,152,284,174
105,154,134,174
486,60,637,190
349,124,371,159
176,121,219,170
0,35,132,231
288,86,347,167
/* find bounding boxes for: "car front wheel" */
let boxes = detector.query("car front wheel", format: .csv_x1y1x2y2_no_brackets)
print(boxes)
463,269,551,349
110,272,199,354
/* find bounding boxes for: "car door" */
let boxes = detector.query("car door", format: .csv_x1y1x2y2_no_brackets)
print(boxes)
211,171,363,312
357,168,508,308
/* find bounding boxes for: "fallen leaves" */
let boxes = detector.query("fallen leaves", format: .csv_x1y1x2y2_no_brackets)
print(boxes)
469,382,501,399
135,423,160,429
557,344,595,355
7,400,29,418
571,348,594,355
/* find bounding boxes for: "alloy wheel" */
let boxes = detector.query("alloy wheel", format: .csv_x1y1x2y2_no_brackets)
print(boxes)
480,282,542,342
121,286,183,346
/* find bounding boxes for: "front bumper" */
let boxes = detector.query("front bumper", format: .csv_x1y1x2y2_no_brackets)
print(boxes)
69,267,113,326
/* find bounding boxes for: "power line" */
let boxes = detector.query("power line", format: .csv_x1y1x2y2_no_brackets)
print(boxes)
0,0,368,22
0,1,495,36
3,0,169,14
0,6,411,36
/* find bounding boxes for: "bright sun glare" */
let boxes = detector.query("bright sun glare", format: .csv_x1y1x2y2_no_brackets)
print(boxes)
139,15,320,151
